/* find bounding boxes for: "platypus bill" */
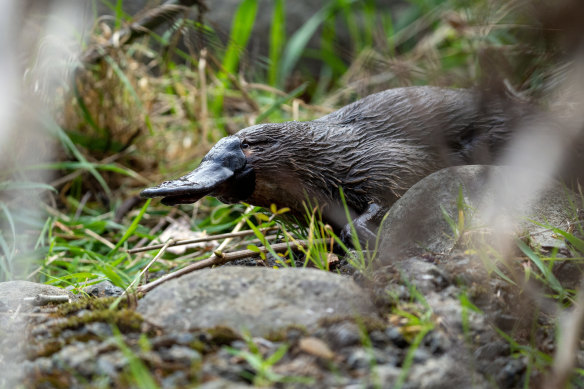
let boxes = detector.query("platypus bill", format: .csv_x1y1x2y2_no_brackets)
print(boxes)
141,86,520,246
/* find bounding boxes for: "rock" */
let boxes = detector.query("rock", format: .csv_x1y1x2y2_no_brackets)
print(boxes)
82,280,124,298
298,337,335,360
407,354,490,389
378,165,576,262
197,378,251,389
137,267,376,336
159,345,202,365
0,280,76,311
323,321,362,349
346,348,374,370
385,327,408,348
391,257,452,294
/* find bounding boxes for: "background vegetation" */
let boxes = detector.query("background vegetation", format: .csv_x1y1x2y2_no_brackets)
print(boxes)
2,0,584,386
0,0,575,291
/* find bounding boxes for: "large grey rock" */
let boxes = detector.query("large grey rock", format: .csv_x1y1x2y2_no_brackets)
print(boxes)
378,165,576,261
138,266,376,336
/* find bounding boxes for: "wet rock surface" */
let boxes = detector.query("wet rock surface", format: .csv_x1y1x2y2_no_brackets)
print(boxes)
4,165,583,388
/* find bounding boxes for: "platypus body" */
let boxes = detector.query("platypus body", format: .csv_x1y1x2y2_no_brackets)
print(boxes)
141,86,522,245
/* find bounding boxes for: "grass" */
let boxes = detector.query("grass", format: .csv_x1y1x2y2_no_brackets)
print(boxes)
390,279,436,389
1,0,582,386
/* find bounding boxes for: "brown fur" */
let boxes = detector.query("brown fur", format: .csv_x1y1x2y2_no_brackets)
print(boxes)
236,87,521,232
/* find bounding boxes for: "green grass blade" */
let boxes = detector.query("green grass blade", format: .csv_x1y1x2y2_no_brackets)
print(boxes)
394,323,433,389
114,0,124,30
46,119,112,196
338,0,362,52
244,217,280,260
530,220,584,254
269,0,286,87
516,239,563,294
339,187,363,252
112,326,160,389
278,2,335,88
0,181,56,193
222,0,259,75
73,80,104,137
111,199,151,253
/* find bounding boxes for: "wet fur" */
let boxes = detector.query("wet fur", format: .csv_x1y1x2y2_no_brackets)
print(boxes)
236,87,519,232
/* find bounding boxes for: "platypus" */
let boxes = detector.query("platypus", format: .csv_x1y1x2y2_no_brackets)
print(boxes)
141,86,522,245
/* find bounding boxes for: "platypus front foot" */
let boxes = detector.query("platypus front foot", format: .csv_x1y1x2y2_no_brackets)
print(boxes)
340,222,377,249
339,203,387,250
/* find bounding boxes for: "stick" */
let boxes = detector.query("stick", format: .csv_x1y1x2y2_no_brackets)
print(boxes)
137,239,312,294
123,239,175,296
127,226,279,253
23,294,72,306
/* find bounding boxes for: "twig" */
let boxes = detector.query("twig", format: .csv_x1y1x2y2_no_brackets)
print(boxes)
84,228,116,249
212,205,254,253
232,234,279,249
27,252,65,280
168,248,206,263
137,239,313,294
123,239,175,296
74,192,92,220
43,204,71,222
23,294,72,306
1,312,52,317
127,226,279,253
132,208,176,250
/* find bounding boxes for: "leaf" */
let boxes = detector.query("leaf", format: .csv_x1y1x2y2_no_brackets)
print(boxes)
255,213,271,222
247,244,261,253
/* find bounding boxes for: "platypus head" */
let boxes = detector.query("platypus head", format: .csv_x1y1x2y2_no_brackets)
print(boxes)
140,134,257,205
140,123,289,206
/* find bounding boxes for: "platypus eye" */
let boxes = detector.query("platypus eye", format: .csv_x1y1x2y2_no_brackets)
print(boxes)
241,142,250,149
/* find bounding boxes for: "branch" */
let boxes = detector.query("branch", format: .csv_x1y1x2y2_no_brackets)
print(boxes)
137,239,314,294
127,226,279,254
